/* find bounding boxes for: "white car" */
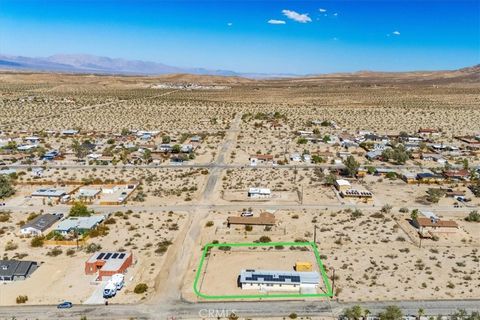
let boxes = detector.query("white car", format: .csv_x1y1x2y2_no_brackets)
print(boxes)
241,211,253,217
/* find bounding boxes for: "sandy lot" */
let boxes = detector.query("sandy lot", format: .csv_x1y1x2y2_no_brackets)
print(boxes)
197,247,325,297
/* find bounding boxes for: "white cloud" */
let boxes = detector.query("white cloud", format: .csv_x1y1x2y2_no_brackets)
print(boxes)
319,8,327,13
333,13,338,16
392,30,400,35
227,22,233,27
268,19,286,25
282,9,312,23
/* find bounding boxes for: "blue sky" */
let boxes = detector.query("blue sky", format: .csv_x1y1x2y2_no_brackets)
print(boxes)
0,0,479,74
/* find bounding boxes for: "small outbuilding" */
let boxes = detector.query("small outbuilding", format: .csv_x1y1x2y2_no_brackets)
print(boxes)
335,179,351,192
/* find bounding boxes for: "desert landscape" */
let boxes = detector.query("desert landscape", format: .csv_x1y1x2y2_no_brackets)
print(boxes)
0,69,479,319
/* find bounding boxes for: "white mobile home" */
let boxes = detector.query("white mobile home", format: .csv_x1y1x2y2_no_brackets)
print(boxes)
239,269,320,293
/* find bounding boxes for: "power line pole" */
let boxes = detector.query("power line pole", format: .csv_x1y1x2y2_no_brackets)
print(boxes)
332,268,336,296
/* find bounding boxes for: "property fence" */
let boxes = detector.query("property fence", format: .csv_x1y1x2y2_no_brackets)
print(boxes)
44,236,90,246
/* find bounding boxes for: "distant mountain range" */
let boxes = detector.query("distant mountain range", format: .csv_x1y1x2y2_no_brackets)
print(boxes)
0,54,478,80
0,54,296,78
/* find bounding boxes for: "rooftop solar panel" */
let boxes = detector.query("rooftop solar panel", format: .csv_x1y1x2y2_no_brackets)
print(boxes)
112,253,119,259
119,253,125,259
97,253,105,260
104,253,112,260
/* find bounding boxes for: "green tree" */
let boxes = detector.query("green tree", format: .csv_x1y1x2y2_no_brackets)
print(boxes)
172,144,181,153
71,140,88,159
392,144,410,164
5,141,17,150
344,305,363,320
324,173,337,186
297,137,307,144
410,209,419,221
143,149,152,162
426,189,444,203
162,136,171,144
69,202,92,217
344,155,360,177
465,210,480,222
379,306,403,320
0,175,15,199
311,155,324,164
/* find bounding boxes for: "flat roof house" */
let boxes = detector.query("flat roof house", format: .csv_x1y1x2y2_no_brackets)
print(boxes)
55,215,106,235
85,252,133,280
0,260,38,281
20,213,62,235
61,129,79,136
413,217,459,234
227,212,276,227
248,188,271,198
239,269,320,293
31,188,67,198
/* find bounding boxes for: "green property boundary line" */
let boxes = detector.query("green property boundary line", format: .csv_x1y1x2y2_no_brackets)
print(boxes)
193,241,333,299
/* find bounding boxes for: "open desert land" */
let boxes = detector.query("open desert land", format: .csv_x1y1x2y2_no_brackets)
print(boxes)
182,208,479,303
0,69,479,135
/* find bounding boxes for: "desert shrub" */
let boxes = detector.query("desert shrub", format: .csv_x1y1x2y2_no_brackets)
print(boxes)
245,225,253,231
258,236,271,243
5,241,18,251
46,247,63,257
351,209,363,219
104,217,116,225
85,243,102,253
30,236,44,247
16,295,28,304
134,283,148,294
205,221,214,227
155,240,173,254
371,212,385,219
0,211,11,222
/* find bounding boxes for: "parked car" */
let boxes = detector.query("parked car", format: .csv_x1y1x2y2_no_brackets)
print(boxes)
57,301,73,309
241,210,253,217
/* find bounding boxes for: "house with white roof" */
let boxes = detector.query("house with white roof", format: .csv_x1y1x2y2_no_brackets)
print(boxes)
248,188,271,198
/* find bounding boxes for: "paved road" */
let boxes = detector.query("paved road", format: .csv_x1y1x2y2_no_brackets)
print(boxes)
202,112,241,201
4,202,476,216
5,162,450,171
1,299,479,319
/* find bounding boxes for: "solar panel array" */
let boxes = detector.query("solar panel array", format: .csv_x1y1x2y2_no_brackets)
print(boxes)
95,252,127,260
244,273,301,284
